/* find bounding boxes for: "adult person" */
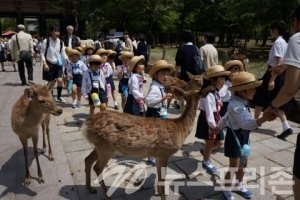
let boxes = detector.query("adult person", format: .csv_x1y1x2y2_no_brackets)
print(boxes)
175,29,202,82
199,33,218,69
253,20,294,140
266,5,300,200
61,25,81,48
40,25,69,102
123,31,133,52
10,24,34,85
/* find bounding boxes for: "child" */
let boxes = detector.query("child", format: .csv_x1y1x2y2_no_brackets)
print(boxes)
81,45,95,68
218,71,275,200
117,51,134,110
195,65,230,174
219,60,244,116
145,60,174,165
66,49,87,108
123,55,145,116
107,49,119,109
96,48,115,108
82,54,107,117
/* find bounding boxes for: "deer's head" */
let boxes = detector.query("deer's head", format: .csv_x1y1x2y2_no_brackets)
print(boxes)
24,85,63,116
184,72,204,91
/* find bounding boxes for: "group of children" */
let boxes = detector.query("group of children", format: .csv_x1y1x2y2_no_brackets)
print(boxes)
62,44,277,199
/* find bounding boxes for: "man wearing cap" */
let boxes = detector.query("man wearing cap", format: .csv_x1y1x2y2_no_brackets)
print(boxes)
61,25,81,48
11,24,34,85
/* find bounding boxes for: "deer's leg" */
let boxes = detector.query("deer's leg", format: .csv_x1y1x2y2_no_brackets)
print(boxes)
94,147,114,200
32,134,44,183
44,116,53,160
156,156,169,200
41,122,46,154
20,137,31,185
85,149,98,193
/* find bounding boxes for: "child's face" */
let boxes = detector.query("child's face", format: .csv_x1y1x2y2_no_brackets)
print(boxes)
87,49,93,55
239,88,256,100
134,61,145,74
156,70,170,84
100,53,108,62
70,54,79,62
214,76,226,90
229,66,241,80
90,62,101,71
122,57,131,65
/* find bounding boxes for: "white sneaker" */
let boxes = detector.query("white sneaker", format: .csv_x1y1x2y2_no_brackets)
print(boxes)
56,97,66,103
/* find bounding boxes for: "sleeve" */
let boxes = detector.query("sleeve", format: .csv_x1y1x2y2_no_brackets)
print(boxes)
81,71,89,97
175,47,182,66
29,35,34,54
66,63,72,75
145,85,162,107
217,113,228,130
203,94,217,128
273,40,284,58
11,36,17,60
106,63,113,76
230,105,258,130
61,42,68,60
130,75,144,99
200,47,205,62
80,61,88,74
40,39,47,62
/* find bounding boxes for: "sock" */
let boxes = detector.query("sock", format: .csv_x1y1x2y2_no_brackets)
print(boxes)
57,86,63,98
114,101,118,106
282,120,291,131
72,99,77,105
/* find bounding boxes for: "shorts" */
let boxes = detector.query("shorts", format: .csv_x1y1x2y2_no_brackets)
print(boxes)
88,87,107,105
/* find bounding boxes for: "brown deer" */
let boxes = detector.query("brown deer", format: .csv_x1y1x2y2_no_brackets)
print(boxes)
164,71,203,111
11,84,63,184
84,80,212,199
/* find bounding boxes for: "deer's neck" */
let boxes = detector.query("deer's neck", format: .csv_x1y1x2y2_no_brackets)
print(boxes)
175,94,199,138
26,101,44,123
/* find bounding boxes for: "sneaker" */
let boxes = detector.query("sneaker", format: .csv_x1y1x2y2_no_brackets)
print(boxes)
202,160,217,174
56,97,66,103
235,183,253,199
114,105,119,110
222,191,235,200
147,158,156,166
76,102,81,108
72,103,76,109
277,128,293,140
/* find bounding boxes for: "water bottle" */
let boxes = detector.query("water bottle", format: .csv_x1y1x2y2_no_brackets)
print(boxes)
122,85,128,99
91,93,101,107
136,99,144,113
67,79,73,94
160,107,168,119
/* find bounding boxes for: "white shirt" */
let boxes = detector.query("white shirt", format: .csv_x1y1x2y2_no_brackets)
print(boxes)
40,37,68,65
219,80,232,102
199,91,220,128
128,73,144,100
267,36,287,67
100,62,113,78
218,95,258,130
199,43,218,69
145,80,166,108
66,60,87,76
283,32,300,69
81,69,105,97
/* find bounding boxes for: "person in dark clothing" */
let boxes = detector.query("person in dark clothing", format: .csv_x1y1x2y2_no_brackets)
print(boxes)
61,25,80,48
175,30,201,82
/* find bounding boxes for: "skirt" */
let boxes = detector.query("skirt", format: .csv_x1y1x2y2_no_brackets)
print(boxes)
123,94,144,116
224,128,250,158
195,111,224,140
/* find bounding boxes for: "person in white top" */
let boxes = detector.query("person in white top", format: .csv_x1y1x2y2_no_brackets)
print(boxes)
252,20,294,140
40,25,69,102
199,33,218,69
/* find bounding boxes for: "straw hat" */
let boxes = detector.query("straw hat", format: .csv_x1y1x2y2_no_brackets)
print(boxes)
107,49,117,56
87,54,102,64
229,71,262,92
65,47,73,56
118,51,134,59
68,49,81,57
128,55,145,71
96,48,110,55
83,45,95,53
224,60,244,71
148,60,174,78
203,65,230,79
75,46,83,53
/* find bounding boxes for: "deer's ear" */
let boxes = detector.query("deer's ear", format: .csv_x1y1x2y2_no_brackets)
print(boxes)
24,87,35,98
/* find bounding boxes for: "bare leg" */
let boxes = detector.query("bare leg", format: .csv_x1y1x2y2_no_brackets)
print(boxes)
156,156,169,200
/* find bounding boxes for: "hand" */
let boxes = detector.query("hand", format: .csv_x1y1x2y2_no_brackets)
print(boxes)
67,74,73,79
268,81,275,91
43,63,49,72
164,93,173,100
271,65,285,76
262,109,277,121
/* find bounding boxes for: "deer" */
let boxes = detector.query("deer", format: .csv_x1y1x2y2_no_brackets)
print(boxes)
83,76,212,199
164,71,203,111
11,84,63,184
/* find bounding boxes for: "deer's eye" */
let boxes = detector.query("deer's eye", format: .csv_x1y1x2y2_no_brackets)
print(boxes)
39,100,46,104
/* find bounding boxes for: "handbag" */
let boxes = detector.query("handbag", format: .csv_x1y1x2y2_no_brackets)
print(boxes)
192,45,204,74
16,34,32,61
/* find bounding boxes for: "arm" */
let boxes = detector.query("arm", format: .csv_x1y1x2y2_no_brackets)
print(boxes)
268,56,283,90
203,94,217,128
145,86,163,107
130,75,144,99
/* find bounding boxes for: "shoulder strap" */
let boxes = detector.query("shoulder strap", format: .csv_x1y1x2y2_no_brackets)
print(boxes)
60,40,63,53
228,121,250,149
44,37,50,57
16,34,20,50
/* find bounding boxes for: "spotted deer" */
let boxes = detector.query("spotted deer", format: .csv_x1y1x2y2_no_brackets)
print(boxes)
11,84,63,184
84,80,212,199
164,71,203,111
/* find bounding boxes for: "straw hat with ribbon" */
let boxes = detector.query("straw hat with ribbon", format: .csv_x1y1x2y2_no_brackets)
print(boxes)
96,48,110,55
118,51,134,59
68,49,81,57
203,65,230,79
87,54,102,64
224,60,244,72
128,55,145,72
148,60,174,78
229,71,262,92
